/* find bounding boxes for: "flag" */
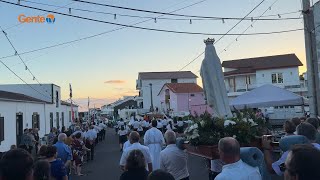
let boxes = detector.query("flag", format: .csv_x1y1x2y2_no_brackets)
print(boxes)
69,83,72,98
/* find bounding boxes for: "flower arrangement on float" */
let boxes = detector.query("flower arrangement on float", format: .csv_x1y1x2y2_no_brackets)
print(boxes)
184,109,268,159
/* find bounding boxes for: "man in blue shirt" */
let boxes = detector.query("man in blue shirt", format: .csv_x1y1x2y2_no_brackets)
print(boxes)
54,133,72,175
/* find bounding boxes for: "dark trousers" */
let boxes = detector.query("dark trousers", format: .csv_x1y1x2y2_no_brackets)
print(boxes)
209,171,219,180
86,142,94,161
181,177,189,180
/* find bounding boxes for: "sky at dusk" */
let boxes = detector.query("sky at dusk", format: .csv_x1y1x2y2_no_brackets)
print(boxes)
0,0,314,111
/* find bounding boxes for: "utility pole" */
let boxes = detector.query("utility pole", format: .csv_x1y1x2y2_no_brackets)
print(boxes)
149,83,154,112
303,0,320,117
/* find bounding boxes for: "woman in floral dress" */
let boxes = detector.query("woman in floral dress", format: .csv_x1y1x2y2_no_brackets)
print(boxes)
71,132,90,176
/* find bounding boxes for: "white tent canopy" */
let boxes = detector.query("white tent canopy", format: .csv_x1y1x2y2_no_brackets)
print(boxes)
229,84,305,109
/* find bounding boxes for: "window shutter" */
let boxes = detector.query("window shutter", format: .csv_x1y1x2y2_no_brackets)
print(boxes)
0,117,4,142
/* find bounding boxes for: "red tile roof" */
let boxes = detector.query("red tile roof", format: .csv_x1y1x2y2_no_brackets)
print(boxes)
138,71,198,80
159,83,203,95
222,54,303,76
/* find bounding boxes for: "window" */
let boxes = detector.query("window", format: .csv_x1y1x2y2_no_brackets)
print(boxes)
69,111,71,122
0,116,4,143
272,74,277,83
32,113,40,129
278,73,283,83
56,112,59,129
56,91,59,107
274,106,279,109
190,94,195,97
171,79,178,83
272,73,284,84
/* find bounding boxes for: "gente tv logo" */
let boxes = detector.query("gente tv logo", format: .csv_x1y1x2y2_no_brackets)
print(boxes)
18,14,55,24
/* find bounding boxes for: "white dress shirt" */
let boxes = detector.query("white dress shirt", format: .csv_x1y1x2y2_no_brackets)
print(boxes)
156,121,163,128
85,129,97,141
215,160,261,180
123,140,132,151
119,142,152,168
177,121,184,127
133,121,140,129
160,144,189,180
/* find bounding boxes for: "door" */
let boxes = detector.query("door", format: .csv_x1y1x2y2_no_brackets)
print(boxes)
56,112,59,130
61,112,65,127
16,114,23,146
50,113,54,130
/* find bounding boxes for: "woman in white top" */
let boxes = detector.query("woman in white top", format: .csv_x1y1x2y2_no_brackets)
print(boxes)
118,126,127,151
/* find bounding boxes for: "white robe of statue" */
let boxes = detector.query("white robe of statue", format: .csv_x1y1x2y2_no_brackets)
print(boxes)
144,127,165,170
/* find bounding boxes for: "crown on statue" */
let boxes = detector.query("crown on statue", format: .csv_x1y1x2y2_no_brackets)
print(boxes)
204,38,215,44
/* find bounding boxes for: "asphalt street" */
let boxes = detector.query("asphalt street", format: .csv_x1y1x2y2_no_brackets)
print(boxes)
72,128,208,180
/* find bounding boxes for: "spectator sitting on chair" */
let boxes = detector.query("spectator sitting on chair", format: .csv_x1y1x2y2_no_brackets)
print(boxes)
284,144,320,180
214,137,261,180
306,117,320,143
263,122,320,176
283,120,296,137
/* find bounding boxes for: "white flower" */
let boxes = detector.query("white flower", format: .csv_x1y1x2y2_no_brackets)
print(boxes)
232,135,237,139
242,118,248,122
193,123,198,129
224,120,236,127
200,120,206,127
248,119,258,126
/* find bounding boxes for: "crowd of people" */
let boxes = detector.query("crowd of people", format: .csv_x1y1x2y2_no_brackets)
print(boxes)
0,120,107,179
3,114,320,180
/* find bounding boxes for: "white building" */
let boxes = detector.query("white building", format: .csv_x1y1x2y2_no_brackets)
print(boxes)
136,71,198,112
222,54,307,100
0,84,78,152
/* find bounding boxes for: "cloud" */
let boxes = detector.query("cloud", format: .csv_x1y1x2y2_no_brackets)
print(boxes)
104,80,126,84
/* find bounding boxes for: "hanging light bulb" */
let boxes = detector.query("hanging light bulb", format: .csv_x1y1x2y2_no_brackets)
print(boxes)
278,14,281,18
33,76,35,80
17,0,20,5
251,17,253,22
154,18,157,23
2,30,7,36
189,19,192,24
114,14,117,20
269,6,271,10
222,18,225,24
69,8,71,14
224,49,227,51
236,38,238,41
25,66,28,70
14,51,18,56
251,24,253,27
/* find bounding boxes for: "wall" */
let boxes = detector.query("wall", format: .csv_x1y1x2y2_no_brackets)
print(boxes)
255,67,300,87
176,92,206,112
141,78,196,110
225,74,256,92
0,84,53,103
0,101,45,152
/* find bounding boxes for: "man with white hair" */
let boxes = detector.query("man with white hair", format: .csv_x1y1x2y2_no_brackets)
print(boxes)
54,133,72,169
160,130,189,180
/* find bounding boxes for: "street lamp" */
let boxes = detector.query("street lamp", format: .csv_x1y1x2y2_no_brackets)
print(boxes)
149,83,154,112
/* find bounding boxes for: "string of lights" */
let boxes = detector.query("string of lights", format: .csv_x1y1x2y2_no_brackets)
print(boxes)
21,0,301,22
0,1,303,37
0,25,52,97
71,0,301,21
219,0,283,55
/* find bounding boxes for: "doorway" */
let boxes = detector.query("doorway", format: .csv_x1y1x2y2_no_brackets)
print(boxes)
16,113,23,146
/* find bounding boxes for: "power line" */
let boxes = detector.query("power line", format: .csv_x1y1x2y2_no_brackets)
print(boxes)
219,0,282,54
0,26,52,97
0,0,208,61
71,0,300,21
21,0,301,21
0,0,303,62
0,1,303,36
0,58,51,99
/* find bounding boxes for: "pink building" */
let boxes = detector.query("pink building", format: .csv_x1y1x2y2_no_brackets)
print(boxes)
158,83,213,116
